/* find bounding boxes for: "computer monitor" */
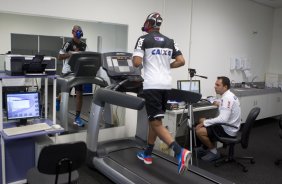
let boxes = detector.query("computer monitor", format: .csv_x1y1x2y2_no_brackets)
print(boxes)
177,80,201,94
6,92,40,125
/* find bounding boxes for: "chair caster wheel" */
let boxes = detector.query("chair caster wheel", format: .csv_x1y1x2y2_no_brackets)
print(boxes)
275,160,280,166
250,159,255,164
243,168,248,172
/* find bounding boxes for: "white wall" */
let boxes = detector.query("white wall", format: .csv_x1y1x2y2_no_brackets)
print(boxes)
190,0,274,96
269,8,282,74
162,0,193,86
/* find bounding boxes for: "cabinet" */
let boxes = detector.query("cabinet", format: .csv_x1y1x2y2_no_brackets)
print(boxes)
238,92,282,123
265,93,282,118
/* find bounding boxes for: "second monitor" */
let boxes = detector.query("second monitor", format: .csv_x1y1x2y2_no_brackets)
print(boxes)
6,91,40,125
177,80,201,94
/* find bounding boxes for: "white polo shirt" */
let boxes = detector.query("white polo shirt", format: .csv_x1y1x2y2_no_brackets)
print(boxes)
204,90,241,136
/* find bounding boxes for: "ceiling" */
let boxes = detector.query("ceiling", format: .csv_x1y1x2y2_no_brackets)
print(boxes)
251,0,282,8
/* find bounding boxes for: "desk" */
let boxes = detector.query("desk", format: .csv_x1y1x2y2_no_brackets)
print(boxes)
156,105,218,156
1,122,63,183
0,73,60,184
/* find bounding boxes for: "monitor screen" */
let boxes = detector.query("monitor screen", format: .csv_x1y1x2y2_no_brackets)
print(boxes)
6,92,40,121
177,80,201,94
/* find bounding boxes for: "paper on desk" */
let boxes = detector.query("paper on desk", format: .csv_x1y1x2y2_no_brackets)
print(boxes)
207,96,218,104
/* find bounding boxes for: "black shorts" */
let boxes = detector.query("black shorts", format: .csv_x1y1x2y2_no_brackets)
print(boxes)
74,85,83,92
143,89,169,121
206,124,235,142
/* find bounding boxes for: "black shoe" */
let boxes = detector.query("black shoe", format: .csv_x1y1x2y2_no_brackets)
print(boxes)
201,151,221,162
195,147,209,157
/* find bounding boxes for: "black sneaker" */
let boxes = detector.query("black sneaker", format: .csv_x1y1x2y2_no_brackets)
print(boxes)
195,147,209,157
201,151,220,162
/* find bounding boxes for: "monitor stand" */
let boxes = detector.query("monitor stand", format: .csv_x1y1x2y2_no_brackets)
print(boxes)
16,119,28,127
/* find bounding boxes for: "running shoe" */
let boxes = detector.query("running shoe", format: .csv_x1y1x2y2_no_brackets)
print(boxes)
137,151,153,165
73,116,85,127
176,148,192,174
201,151,220,162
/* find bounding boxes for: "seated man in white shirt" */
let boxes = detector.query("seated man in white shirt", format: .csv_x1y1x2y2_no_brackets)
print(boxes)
195,76,241,161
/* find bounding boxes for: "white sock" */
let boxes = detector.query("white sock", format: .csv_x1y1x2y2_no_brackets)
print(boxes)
210,148,217,154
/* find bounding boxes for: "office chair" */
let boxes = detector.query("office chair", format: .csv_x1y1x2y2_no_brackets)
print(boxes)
27,141,86,184
274,117,282,166
211,107,260,172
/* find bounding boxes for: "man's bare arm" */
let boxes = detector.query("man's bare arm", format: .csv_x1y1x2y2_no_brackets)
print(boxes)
132,56,143,67
58,53,71,60
170,55,185,68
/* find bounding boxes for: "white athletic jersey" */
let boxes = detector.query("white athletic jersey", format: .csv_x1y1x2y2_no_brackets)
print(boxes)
133,31,182,89
204,90,241,136
59,39,87,74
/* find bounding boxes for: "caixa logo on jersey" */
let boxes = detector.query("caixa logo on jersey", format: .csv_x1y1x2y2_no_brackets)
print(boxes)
152,48,172,56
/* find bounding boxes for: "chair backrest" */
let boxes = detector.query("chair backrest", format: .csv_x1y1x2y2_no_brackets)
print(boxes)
241,107,260,149
37,141,86,175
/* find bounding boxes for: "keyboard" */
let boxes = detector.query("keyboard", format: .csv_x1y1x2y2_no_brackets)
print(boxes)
3,123,51,136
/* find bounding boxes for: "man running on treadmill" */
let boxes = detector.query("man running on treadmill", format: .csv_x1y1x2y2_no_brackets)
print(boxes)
132,12,191,174
58,25,87,127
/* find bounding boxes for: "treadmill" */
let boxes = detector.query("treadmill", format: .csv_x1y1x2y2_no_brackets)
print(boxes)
86,52,235,184
56,51,107,131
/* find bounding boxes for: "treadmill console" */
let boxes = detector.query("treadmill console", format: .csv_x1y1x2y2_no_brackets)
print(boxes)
102,52,141,78
102,52,143,92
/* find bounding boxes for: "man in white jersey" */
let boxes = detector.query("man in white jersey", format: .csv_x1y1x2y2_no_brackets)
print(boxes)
195,76,241,161
132,12,191,174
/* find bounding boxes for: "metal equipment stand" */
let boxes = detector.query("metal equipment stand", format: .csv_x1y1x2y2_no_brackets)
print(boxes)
168,89,201,165
175,68,208,165
188,68,208,165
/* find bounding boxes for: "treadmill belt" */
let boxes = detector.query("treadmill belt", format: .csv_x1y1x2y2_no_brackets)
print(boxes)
107,147,216,184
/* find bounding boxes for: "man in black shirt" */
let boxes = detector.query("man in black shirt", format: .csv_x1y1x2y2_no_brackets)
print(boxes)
58,25,87,127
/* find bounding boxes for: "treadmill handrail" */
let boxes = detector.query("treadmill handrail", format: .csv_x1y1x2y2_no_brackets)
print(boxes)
57,76,108,92
93,88,145,110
